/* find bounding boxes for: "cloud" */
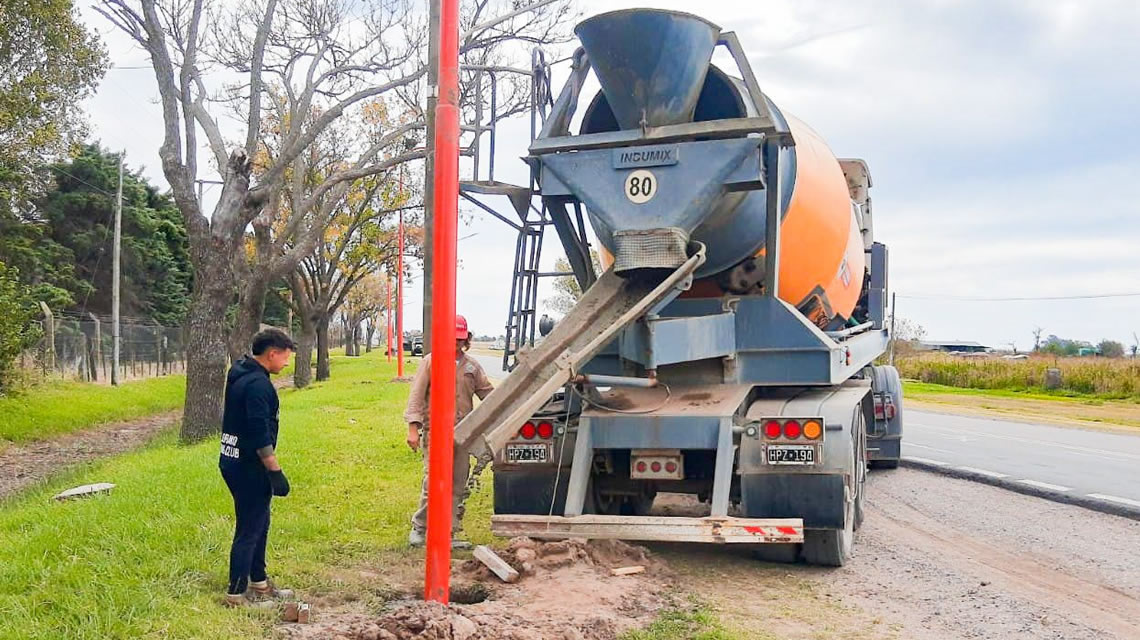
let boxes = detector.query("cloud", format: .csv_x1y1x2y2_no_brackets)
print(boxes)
77,0,1140,348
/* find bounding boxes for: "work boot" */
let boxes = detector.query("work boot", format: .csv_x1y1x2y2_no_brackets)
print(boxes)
249,579,295,601
223,592,278,609
408,528,426,547
451,539,473,550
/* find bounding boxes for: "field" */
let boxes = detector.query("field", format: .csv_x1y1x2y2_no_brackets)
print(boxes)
0,354,481,640
0,376,186,444
896,353,1140,400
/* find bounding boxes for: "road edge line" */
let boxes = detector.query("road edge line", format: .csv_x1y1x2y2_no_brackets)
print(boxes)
897,458,1140,522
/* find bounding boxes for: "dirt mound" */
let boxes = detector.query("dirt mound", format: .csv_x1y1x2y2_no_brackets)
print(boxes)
458,537,656,580
279,538,667,640
309,600,617,640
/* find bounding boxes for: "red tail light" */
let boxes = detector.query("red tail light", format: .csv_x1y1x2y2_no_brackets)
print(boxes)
783,420,802,439
519,421,537,439
665,461,678,473
636,461,648,473
874,397,896,420
650,461,662,473
764,420,782,439
537,421,554,439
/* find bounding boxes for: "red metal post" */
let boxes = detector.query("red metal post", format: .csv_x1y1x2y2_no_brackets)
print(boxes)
386,276,393,362
424,0,459,604
397,210,405,376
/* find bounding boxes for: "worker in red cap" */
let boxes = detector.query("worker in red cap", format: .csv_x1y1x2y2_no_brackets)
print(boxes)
403,314,494,548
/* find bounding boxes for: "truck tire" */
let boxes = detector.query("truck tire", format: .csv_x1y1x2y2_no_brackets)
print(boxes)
805,406,863,565
869,364,904,469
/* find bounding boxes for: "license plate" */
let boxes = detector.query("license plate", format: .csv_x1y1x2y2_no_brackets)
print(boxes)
506,443,549,464
766,445,816,465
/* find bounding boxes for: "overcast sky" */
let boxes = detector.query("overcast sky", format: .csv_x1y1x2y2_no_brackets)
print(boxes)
78,0,1140,350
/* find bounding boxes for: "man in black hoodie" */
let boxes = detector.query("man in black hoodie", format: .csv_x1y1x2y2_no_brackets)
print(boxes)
219,328,296,607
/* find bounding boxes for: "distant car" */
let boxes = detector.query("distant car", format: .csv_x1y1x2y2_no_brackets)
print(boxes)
1002,354,1029,360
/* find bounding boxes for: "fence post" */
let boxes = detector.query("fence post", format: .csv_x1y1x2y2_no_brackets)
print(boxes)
88,313,102,382
78,332,89,381
38,302,55,373
154,326,162,377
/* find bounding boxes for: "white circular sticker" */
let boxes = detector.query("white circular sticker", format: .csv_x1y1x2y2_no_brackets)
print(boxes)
624,169,658,204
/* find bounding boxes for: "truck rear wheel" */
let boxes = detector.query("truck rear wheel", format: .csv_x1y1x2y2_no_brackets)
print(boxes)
869,364,904,469
804,406,864,566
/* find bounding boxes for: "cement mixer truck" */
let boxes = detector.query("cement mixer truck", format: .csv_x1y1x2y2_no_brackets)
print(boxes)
455,8,903,567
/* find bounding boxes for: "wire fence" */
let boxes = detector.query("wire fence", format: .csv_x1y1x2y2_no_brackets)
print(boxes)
25,309,187,384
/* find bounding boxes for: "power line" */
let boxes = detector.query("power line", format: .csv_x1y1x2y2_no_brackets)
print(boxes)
49,165,118,198
47,161,124,315
897,292,1140,302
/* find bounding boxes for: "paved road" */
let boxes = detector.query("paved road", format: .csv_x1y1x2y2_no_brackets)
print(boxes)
904,409,1140,508
470,352,509,380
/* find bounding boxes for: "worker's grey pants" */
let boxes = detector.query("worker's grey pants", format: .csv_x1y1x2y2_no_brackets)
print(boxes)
410,430,472,535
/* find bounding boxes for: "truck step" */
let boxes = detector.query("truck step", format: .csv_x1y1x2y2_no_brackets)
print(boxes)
490,514,804,544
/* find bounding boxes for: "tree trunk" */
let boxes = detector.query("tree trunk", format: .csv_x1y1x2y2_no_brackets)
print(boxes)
351,321,361,356
180,271,233,442
294,316,316,389
316,314,331,381
344,314,356,356
230,274,271,360
365,320,375,353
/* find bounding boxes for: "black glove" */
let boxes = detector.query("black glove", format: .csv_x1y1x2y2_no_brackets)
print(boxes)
268,469,291,497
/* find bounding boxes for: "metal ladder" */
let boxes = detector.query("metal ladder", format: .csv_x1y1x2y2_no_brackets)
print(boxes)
458,49,577,372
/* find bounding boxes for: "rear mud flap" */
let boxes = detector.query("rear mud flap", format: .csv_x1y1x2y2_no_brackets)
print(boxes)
740,473,847,529
493,469,571,516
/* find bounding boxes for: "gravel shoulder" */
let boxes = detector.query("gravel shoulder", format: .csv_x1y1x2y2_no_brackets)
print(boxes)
821,468,1140,639
653,468,1140,639
907,393,1140,433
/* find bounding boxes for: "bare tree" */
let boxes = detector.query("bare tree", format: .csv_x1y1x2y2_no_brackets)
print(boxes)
1032,326,1044,352
543,251,601,315
342,272,387,356
229,98,422,360
96,0,575,441
287,180,412,387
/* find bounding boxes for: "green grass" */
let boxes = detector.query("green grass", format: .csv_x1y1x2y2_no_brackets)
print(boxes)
621,600,736,640
0,376,186,444
901,380,1134,404
896,353,1140,400
0,352,480,640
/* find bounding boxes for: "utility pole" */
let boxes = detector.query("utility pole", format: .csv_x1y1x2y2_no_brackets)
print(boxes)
397,209,405,377
422,0,441,357
386,275,393,363
112,153,124,386
425,0,459,604
888,292,897,366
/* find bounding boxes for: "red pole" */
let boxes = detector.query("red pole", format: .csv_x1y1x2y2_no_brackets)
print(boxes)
397,210,405,377
425,0,459,604
386,275,392,362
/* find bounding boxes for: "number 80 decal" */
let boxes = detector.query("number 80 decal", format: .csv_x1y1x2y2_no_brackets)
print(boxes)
624,169,657,204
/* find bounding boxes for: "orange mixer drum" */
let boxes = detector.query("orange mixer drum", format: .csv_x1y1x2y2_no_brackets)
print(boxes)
594,110,864,329
767,115,865,328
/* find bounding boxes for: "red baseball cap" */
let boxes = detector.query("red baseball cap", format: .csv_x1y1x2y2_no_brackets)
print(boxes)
456,314,469,340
